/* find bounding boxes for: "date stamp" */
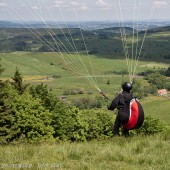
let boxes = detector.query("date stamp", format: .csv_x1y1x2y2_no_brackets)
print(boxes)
0,163,61,169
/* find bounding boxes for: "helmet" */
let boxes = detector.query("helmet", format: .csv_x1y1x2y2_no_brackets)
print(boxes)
122,82,132,92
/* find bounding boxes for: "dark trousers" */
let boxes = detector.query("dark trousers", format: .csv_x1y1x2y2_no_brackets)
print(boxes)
113,111,129,136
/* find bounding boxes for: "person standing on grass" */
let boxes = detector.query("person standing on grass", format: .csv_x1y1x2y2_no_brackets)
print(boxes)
107,82,144,137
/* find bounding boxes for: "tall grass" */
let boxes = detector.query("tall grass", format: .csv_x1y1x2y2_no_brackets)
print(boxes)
0,133,170,170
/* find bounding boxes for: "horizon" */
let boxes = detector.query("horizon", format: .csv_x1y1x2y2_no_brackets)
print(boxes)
0,0,169,22
1,19,170,23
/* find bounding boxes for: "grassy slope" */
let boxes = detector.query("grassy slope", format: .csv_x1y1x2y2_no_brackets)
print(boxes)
0,52,169,93
142,96,170,124
0,52,170,123
0,52,170,170
0,134,170,170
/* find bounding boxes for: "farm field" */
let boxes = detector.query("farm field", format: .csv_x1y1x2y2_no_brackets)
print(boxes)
0,52,170,124
0,52,169,95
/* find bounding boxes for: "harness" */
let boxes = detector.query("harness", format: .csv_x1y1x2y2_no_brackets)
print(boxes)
120,94,144,130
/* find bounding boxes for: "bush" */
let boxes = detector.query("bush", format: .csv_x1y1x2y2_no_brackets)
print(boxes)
132,79,151,98
81,110,114,140
72,96,106,110
145,72,167,89
0,83,54,143
0,71,168,143
14,92,54,142
51,107,87,141
134,115,168,135
166,66,170,76
63,88,85,95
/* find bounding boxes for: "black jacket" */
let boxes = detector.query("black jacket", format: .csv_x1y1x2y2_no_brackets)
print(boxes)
108,91,133,112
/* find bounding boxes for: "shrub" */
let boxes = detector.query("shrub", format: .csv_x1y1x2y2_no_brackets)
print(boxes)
166,66,170,76
72,96,106,110
81,110,114,140
52,75,61,79
0,83,54,143
107,79,111,85
63,88,85,95
14,92,54,142
134,115,168,135
51,106,87,141
132,79,151,98
145,72,167,89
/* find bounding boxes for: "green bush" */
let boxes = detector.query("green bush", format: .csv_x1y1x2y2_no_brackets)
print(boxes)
134,115,168,135
13,92,54,142
51,107,87,141
132,79,151,98
0,75,169,143
63,88,85,95
72,96,106,110
0,81,21,144
0,82,54,143
81,110,114,140
145,72,167,89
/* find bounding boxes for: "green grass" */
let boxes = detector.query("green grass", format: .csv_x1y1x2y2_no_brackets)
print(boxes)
0,52,170,122
0,134,170,170
142,96,170,124
0,52,170,169
1,52,169,96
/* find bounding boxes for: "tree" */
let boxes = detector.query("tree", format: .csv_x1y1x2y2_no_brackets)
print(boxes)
0,82,21,143
0,59,5,82
0,62,4,74
11,67,29,95
14,92,54,142
132,79,153,99
145,72,167,89
0,82,54,143
166,66,170,77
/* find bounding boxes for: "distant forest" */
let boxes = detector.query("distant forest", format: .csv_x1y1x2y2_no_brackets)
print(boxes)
0,26,170,60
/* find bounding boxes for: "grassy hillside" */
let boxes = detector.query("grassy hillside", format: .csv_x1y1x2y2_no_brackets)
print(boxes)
0,52,169,96
0,27,170,169
142,96,170,124
0,52,170,125
0,133,170,170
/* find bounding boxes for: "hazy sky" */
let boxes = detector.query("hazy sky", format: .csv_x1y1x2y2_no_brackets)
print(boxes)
0,0,169,22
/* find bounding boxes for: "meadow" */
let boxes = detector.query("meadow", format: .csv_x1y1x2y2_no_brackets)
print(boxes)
0,52,169,95
0,132,170,170
0,52,170,170
0,51,170,169
0,52,170,122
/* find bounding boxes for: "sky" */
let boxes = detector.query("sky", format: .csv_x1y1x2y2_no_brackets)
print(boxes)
0,0,169,22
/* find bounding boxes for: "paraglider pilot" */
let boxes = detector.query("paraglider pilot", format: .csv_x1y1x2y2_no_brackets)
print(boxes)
101,82,144,137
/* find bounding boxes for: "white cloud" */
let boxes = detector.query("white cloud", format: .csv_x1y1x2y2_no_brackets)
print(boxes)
0,2,7,8
53,0,65,7
96,0,112,9
154,0,167,8
79,5,88,10
32,6,39,10
70,1,89,11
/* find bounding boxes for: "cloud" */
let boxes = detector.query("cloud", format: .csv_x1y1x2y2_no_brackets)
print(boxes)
53,0,65,7
0,2,7,8
154,0,167,8
51,1,89,10
70,1,89,11
96,0,111,8
32,6,39,10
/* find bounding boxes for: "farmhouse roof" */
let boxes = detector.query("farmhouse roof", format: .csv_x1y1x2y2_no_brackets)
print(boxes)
157,89,168,94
